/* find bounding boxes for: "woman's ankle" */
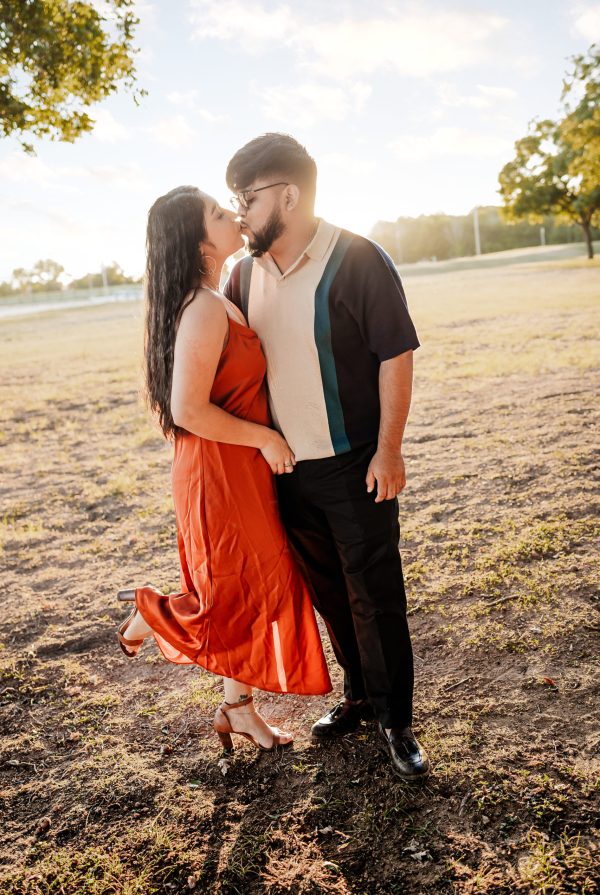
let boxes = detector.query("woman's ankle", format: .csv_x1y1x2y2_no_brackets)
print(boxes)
222,679,254,705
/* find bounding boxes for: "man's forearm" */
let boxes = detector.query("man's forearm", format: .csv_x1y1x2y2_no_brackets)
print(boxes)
377,351,414,453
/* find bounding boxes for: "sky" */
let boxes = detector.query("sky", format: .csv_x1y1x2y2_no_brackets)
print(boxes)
0,0,599,282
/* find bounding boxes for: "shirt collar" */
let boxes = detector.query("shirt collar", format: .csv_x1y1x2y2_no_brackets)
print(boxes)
305,218,337,260
255,218,337,279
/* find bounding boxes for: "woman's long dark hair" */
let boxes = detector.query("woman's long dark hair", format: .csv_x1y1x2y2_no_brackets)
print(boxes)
145,186,210,438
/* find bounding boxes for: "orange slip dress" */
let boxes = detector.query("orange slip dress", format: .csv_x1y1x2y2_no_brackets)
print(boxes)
136,309,332,696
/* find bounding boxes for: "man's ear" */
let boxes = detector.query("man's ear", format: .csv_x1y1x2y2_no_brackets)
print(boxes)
283,185,300,211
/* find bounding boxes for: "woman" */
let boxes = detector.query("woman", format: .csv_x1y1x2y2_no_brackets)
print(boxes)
117,186,331,752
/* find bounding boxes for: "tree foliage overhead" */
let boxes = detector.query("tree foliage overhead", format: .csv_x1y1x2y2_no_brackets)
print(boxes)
0,0,142,152
561,44,600,187
499,44,600,259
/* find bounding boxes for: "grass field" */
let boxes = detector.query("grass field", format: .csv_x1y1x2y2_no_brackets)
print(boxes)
0,256,598,895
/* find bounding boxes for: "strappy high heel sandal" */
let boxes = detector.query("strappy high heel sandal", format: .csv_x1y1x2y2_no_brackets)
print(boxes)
116,588,150,658
213,696,294,752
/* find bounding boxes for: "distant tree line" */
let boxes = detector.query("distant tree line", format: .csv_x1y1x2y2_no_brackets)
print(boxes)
369,207,599,265
374,44,600,265
68,263,141,291
0,261,140,297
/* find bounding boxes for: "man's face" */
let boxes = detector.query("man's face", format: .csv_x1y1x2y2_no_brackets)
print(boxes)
235,180,288,257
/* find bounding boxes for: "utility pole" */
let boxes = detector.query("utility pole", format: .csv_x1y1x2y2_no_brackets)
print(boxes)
540,226,546,246
473,206,481,256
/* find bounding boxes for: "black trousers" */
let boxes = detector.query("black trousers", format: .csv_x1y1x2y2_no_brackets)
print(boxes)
276,442,414,729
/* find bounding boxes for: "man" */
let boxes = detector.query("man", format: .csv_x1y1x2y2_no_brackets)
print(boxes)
224,133,429,781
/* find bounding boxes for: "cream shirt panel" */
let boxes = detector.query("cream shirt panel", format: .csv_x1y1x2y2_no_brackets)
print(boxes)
247,232,341,461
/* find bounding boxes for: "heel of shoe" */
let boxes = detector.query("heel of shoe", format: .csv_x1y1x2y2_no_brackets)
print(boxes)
118,588,136,602
216,730,234,751
116,606,146,658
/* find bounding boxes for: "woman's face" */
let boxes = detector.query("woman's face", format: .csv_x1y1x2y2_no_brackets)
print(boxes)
201,196,244,259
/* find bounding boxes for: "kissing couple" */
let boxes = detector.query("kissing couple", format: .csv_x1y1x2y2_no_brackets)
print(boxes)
117,132,429,781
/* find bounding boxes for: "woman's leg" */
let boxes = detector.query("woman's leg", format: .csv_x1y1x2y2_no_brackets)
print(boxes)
118,615,294,747
223,678,254,704
123,608,153,641
221,678,293,747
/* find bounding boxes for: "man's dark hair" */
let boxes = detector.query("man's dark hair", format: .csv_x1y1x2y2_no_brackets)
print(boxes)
226,133,317,206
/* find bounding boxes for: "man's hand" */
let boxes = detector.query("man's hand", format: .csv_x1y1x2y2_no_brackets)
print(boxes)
366,449,406,503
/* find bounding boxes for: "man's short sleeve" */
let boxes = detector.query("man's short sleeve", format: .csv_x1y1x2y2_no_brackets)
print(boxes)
337,237,420,361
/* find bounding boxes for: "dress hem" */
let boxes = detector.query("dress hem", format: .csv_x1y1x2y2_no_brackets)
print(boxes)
150,631,332,697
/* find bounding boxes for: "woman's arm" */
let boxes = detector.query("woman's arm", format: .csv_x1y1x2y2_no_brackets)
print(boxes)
170,293,295,474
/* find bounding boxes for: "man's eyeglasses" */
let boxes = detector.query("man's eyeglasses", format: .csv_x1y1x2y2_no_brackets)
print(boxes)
230,181,289,210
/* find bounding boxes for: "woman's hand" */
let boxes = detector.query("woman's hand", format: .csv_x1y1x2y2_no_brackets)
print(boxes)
259,430,296,475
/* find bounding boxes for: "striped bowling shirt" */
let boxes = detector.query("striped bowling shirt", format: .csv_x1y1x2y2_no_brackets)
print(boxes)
224,218,419,462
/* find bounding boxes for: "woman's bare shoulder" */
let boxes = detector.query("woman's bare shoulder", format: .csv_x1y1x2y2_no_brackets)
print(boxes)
181,287,227,315
178,288,228,331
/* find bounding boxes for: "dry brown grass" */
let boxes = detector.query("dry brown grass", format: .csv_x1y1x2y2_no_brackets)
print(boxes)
0,258,598,894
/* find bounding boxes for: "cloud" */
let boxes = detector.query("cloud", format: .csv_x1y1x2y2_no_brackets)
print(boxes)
0,152,146,192
89,109,131,143
295,13,508,79
189,1,508,79
167,89,199,107
570,3,600,41
258,82,372,128
166,91,228,123
438,83,517,109
0,153,58,187
477,85,517,101
319,153,376,176
438,85,488,110
5,198,81,233
84,163,147,190
512,55,543,78
389,127,512,161
148,114,197,148
189,0,295,48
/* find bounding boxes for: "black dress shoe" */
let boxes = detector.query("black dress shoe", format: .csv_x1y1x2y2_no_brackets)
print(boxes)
378,724,431,781
311,699,373,739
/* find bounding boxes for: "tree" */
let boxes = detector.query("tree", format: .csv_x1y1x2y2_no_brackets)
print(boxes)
561,44,600,190
0,0,143,153
32,258,64,289
10,259,64,291
369,208,597,264
11,266,32,291
68,261,139,289
102,261,139,285
499,45,600,259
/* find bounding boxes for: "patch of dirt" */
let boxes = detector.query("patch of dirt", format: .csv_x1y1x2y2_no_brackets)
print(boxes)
0,285,598,895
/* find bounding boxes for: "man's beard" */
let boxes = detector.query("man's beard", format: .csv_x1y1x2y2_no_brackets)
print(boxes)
246,207,285,257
